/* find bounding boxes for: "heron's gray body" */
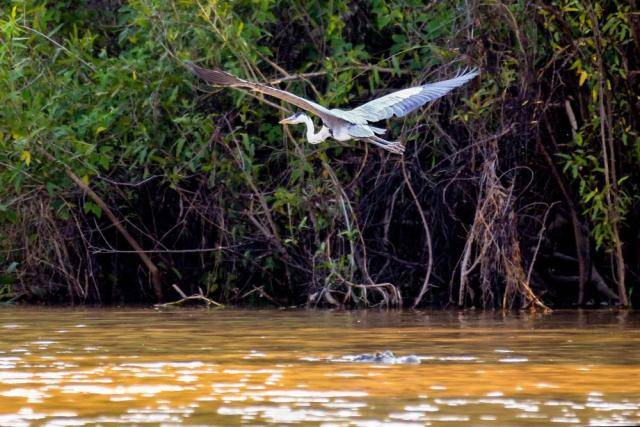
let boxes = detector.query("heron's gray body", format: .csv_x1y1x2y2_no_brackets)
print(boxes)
188,63,479,154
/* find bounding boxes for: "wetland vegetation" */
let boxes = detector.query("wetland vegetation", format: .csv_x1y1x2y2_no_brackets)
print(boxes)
1,0,639,309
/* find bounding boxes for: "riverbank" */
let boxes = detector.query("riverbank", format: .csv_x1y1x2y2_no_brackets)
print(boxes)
1,1,638,309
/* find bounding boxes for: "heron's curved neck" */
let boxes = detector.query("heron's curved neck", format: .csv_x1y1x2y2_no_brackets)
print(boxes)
300,114,330,144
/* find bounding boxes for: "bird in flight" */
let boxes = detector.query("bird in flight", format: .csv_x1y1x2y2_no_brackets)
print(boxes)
188,63,479,155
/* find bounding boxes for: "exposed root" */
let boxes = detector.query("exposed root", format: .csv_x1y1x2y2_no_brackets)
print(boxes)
457,138,549,312
308,272,401,308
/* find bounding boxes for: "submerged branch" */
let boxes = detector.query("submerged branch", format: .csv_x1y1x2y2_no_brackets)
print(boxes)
154,285,223,308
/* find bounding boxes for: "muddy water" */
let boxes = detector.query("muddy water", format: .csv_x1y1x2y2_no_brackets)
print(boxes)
0,309,639,426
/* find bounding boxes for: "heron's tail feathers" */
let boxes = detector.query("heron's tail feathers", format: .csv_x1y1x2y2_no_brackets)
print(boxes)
187,62,246,87
363,135,405,155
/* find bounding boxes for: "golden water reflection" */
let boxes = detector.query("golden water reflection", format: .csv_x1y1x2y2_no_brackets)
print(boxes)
0,309,638,425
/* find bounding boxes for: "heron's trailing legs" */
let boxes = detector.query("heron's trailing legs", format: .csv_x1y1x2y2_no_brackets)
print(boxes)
362,136,405,155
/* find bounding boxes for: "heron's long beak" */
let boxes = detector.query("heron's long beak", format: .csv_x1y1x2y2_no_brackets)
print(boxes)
279,114,296,125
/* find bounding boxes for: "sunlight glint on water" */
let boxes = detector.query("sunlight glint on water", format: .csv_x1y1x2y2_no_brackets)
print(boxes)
0,309,638,425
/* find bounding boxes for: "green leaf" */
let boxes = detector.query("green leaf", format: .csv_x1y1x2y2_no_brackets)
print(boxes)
83,201,102,218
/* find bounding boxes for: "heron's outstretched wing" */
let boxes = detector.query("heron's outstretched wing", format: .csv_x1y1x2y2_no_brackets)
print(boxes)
187,63,341,125
342,68,479,123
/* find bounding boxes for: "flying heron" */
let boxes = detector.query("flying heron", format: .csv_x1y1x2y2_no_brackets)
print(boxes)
188,63,479,154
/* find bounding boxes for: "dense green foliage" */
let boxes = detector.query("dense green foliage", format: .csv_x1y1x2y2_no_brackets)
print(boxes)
1,0,638,308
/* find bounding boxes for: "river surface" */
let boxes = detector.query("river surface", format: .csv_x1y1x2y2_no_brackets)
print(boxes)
0,309,638,426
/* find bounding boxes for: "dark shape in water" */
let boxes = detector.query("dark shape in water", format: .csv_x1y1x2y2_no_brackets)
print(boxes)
350,350,421,364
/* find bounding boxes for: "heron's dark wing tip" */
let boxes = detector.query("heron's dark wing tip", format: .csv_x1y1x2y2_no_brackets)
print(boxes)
186,62,243,86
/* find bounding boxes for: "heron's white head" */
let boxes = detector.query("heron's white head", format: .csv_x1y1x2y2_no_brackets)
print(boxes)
279,112,307,125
